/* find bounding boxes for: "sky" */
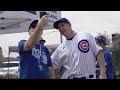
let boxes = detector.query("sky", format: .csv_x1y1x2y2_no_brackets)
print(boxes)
0,11,120,57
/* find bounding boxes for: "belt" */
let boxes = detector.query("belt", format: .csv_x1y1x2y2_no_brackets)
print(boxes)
68,74,94,79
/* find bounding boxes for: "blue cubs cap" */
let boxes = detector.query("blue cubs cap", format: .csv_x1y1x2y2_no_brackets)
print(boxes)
95,35,107,45
53,18,70,29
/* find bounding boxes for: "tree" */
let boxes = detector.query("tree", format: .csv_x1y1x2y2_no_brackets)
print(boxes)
112,33,120,73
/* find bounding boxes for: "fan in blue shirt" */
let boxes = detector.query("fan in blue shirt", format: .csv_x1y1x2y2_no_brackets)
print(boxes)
18,16,56,79
95,35,114,79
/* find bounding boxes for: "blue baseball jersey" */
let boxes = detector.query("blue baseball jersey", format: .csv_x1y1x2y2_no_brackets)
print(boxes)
96,49,114,79
18,40,52,79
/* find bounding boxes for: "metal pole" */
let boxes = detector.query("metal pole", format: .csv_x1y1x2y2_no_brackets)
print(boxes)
8,47,10,79
60,33,63,43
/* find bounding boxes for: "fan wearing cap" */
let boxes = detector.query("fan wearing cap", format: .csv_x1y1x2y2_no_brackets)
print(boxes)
51,18,107,79
95,35,115,79
18,15,56,79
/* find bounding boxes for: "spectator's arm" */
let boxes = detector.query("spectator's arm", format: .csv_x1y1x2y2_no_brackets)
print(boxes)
96,49,107,79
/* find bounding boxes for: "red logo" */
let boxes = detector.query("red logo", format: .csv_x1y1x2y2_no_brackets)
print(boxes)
78,40,89,53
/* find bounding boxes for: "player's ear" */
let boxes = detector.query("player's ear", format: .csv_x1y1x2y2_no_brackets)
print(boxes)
69,23,71,27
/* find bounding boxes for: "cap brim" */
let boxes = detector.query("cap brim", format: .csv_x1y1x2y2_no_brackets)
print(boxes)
53,21,62,29
53,21,70,29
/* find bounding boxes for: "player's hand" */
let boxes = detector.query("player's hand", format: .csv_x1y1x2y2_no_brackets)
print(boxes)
37,15,48,28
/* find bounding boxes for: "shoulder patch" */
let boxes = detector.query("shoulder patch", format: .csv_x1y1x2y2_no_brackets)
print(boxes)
78,39,89,53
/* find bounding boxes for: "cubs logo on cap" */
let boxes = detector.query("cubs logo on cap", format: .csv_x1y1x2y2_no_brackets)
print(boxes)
78,40,89,53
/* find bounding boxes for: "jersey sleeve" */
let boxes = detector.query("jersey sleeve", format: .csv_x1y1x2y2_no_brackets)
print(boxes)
18,40,26,54
88,33,101,56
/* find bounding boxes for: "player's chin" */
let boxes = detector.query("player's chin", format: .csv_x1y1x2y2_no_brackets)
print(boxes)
62,32,67,37
61,30,66,34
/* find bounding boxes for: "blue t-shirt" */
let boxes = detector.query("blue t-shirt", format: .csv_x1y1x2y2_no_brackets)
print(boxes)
18,40,52,79
96,49,114,79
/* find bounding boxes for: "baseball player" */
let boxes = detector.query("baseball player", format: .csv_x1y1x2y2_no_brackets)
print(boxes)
95,35,115,79
51,18,107,79
18,15,56,79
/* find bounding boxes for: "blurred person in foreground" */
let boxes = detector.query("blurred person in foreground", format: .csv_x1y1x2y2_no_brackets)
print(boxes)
0,47,18,79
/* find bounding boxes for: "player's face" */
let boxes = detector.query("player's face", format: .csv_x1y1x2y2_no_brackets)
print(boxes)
57,22,71,36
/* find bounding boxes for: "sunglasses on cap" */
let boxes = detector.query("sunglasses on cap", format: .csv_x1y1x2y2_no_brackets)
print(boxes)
28,25,37,30
31,25,36,29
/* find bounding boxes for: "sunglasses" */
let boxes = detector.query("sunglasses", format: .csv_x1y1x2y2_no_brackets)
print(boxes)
30,25,36,29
